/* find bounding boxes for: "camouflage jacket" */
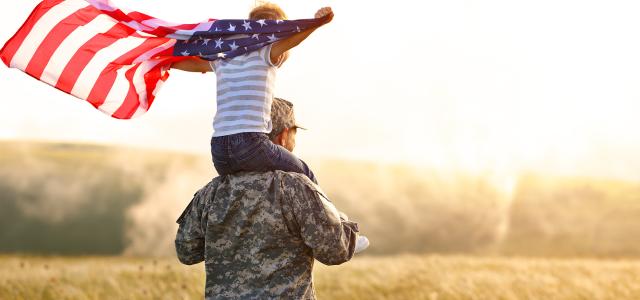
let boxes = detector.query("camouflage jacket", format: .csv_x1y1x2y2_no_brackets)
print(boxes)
175,171,359,299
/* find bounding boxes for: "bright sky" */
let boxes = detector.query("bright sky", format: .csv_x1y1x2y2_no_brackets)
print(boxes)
1,0,640,180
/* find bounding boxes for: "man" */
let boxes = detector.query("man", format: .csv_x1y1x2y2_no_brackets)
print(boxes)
175,98,361,299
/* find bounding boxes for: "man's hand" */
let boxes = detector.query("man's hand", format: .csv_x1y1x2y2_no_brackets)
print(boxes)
315,7,334,24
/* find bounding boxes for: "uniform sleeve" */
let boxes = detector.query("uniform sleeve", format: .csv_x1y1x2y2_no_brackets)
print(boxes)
175,185,209,265
286,176,359,265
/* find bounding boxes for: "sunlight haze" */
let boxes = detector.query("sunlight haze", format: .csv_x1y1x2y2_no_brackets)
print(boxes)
1,0,640,180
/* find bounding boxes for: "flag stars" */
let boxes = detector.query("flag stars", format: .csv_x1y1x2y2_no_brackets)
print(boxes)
257,19,267,27
202,38,211,45
242,20,252,31
215,38,224,49
275,20,283,24
251,33,260,40
180,50,190,56
228,23,236,32
296,26,301,33
229,41,239,51
267,34,278,43
217,52,227,58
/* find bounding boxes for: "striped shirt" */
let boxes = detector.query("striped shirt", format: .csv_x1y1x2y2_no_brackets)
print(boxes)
209,44,281,137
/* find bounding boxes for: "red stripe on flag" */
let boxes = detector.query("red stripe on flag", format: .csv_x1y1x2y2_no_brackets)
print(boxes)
127,11,154,22
97,8,129,23
86,37,171,107
147,27,178,37
24,6,100,80
85,66,118,108
111,63,143,119
154,46,176,58
54,23,136,93
0,0,65,66
143,63,167,110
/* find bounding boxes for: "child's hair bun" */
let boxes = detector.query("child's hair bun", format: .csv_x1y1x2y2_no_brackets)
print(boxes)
249,2,287,20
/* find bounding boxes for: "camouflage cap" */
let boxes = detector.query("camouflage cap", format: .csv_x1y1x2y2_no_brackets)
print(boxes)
269,97,305,140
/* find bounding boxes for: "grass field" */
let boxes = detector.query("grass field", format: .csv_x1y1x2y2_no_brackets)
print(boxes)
2,255,640,300
3,141,640,299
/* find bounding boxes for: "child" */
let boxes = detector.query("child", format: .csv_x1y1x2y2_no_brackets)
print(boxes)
173,4,369,254
171,3,333,184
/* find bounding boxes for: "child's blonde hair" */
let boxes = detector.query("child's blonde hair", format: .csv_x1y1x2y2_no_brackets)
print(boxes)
249,2,287,20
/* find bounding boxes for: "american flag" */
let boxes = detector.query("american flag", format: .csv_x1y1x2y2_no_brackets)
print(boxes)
0,0,325,119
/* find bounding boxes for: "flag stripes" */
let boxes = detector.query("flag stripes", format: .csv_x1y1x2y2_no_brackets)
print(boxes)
1,0,325,119
0,0,65,67
40,14,115,86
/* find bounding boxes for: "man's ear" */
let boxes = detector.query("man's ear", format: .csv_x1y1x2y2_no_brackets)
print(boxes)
280,128,289,145
276,128,288,146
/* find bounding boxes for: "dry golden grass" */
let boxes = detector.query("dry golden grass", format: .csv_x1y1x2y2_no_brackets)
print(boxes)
0,256,201,300
2,255,640,300
314,255,640,300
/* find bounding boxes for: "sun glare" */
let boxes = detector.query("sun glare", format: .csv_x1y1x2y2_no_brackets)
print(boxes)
1,0,639,180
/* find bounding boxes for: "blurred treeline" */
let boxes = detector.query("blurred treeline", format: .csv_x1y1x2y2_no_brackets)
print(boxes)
0,141,203,255
1,141,639,257
316,161,640,257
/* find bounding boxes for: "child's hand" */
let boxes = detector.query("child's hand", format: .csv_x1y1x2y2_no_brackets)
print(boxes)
315,7,333,24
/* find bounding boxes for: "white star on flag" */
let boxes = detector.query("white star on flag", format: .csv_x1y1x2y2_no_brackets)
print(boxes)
229,41,239,51
215,38,224,49
257,19,267,27
242,21,252,31
252,33,260,40
228,23,236,31
202,38,211,45
267,34,277,43
217,52,226,58
181,50,190,56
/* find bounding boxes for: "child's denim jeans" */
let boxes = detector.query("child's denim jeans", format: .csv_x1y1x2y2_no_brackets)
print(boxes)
211,132,318,184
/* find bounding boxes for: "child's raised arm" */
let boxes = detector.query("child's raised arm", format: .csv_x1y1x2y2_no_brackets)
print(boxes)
270,7,334,64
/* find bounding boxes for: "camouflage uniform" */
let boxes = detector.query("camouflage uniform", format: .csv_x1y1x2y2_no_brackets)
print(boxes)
175,171,359,299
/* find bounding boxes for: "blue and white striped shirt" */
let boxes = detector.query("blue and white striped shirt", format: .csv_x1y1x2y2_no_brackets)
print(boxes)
209,44,281,137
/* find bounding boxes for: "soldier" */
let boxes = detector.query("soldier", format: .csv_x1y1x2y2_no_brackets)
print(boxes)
175,97,367,299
